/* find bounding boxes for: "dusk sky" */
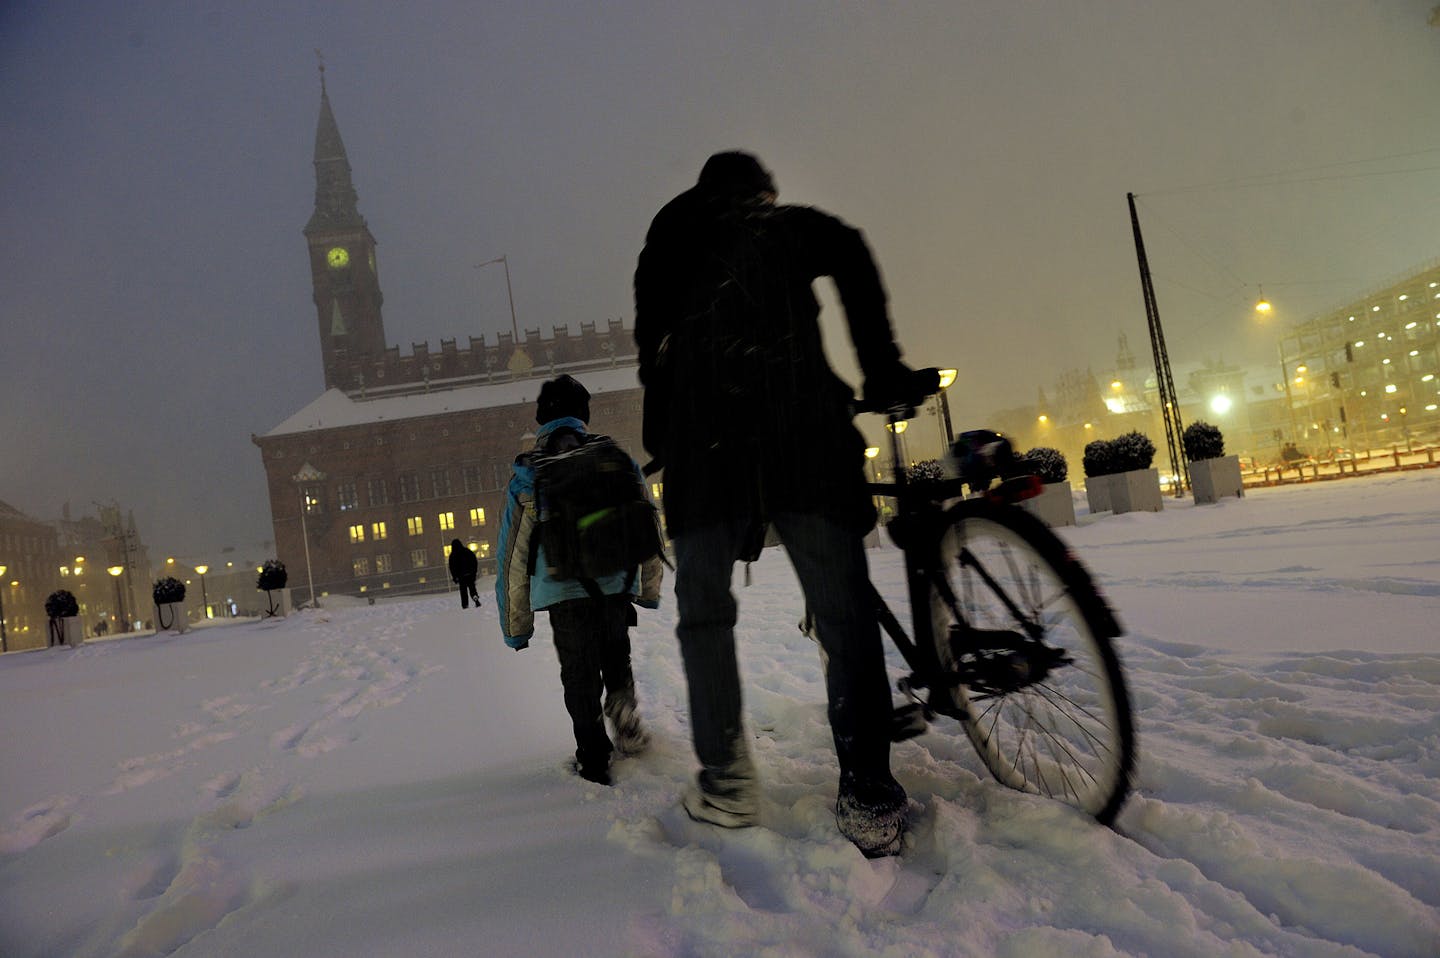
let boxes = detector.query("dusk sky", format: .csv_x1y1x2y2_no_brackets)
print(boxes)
2,1,1438,563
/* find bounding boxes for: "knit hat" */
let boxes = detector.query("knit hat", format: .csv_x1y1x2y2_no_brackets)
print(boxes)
535,374,591,424
697,151,776,201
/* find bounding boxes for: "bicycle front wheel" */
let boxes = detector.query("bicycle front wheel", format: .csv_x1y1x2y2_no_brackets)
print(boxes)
927,500,1135,824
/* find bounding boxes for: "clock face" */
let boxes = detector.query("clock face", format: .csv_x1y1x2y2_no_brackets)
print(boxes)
326,246,350,268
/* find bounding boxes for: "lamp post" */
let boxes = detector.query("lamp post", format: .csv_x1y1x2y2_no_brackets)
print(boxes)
935,367,958,454
1259,295,1302,452
293,463,325,609
107,565,126,633
0,564,7,653
475,255,521,341
195,565,209,620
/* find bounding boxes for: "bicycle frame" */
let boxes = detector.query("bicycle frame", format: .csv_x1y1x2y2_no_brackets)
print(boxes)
863,409,961,703
862,408,1120,718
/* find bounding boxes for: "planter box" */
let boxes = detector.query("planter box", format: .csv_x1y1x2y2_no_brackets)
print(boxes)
1190,455,1244,504
156,601,189,634
52,615,83,647
1084,474,1115,514
1111,468,1163,514
260,587,293,618
1023,480,1077,527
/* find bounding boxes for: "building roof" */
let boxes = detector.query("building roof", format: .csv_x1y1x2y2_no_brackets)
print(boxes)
260,364,643,438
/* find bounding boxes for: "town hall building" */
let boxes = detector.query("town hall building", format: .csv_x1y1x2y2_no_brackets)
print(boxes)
253,77,646,602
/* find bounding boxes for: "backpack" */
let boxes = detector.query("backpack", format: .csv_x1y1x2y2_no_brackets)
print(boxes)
531,432,665,588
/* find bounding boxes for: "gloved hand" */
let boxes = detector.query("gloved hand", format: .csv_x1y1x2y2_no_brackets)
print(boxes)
505,634,531,651
862,364,942,411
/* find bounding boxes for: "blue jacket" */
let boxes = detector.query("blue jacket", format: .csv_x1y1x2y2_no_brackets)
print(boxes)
495,417,663,648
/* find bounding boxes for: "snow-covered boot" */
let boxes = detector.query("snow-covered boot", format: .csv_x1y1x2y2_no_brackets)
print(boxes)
682,752,759,828
605,696,650,756
835,773,908,858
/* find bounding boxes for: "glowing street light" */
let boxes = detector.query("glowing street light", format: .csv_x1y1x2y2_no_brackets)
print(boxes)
107,565,126,633
195,565,210,619
935,367,958,451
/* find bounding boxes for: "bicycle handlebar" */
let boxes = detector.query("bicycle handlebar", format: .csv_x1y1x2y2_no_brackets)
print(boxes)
852,366,946,419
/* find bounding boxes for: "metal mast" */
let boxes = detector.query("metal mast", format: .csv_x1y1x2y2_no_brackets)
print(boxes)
1126,192,1187,494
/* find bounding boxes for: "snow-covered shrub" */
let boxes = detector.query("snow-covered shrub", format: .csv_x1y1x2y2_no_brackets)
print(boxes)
45,589,79,619
906,459,946,484
1083,439,1117,478
1022,447,1068,484
1110,431,1156,472
152,577,186,605
257,560,288,592
1183,421,1225,461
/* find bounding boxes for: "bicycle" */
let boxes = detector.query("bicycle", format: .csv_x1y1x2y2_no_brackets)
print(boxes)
854,388,1137,826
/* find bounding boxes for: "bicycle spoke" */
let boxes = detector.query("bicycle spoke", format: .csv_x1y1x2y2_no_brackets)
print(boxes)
930,506,1133,823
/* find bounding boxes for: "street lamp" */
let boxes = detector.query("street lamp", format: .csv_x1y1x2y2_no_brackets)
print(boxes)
1258,296,1303,451
293,463,326,609
195,565,209,619
935,367,958,453
0,564,7,653
107,565,126,633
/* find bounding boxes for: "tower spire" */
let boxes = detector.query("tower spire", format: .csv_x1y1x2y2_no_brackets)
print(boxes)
305,57,365,234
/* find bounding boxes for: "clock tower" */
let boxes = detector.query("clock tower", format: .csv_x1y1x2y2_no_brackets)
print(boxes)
303,69,386,391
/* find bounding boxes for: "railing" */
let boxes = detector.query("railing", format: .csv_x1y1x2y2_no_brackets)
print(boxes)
1242,444,1439,487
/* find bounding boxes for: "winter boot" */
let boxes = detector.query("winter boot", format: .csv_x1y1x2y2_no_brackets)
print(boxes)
835,773,908,858
605,695,650,756
681,752,759,828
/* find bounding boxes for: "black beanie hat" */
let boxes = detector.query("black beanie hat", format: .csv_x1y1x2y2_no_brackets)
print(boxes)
697,151,775,201
535,374,591,424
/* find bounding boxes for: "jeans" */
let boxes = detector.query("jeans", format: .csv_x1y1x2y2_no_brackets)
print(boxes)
673,512,896,788
548,594,638,770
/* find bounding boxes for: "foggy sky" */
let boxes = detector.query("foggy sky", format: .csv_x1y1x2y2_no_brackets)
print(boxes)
2,1,1438,563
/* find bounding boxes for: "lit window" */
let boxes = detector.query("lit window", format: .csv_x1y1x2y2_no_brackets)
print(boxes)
337,482,359,511
407,516,424,536
410,549,428,569
375,554,392,574
1385,384,1398,393
438,511,455,531
476,540,491,558
651,483,664,500
469,507,486,527
353,557,370,577
349,524,365,544
372,521,387,540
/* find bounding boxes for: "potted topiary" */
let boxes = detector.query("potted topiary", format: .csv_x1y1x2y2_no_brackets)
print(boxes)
1108,431,1163,514
152,576,188,633
1184,421,1244,504
1082,438,1118,514
45,589,82,648
1020,447,1076,527
257,559,290,618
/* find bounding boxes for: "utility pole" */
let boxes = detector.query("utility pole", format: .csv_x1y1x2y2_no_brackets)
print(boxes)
1127,193,1187,495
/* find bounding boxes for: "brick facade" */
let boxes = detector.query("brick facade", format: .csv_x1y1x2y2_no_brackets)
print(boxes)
253,366,647,601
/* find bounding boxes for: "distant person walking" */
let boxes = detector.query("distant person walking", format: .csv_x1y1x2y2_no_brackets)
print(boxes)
634,150,936,857
495,375,664,786
447,539,481,609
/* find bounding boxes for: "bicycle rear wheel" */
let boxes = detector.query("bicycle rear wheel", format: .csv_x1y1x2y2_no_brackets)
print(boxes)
927,500,1135,824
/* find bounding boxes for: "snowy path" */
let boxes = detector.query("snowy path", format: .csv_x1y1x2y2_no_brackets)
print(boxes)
1,471,1438,956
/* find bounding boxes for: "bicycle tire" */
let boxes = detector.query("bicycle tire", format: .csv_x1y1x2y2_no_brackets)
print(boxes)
927,499,1135,824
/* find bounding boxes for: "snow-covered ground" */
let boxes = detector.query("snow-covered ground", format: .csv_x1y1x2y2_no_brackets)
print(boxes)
2,470,1437,957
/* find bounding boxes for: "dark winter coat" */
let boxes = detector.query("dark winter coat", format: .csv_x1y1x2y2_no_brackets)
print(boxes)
447,541,478,582
634,189,905,538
